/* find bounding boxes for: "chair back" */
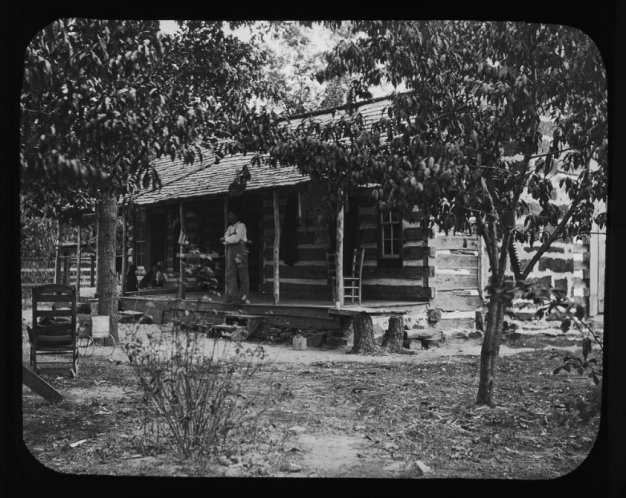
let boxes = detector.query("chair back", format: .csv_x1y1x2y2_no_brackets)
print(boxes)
351,248,365,279
32,284,77,349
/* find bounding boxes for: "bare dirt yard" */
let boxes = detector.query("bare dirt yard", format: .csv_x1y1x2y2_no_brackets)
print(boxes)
21,319,601,479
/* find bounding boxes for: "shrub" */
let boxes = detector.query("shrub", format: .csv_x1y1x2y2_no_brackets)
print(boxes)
517,279,603,423
123,318,283,460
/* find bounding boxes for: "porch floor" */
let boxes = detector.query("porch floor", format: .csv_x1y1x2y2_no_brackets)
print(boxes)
122,289,429,315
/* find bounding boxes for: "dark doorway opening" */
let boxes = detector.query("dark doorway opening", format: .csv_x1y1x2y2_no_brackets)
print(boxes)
228,195,263,292
149,212,167,270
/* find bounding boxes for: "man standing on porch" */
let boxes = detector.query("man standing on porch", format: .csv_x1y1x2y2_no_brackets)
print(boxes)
220,210,249,305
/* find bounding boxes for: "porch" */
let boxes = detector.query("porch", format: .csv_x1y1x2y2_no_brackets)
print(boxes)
119,289,429,333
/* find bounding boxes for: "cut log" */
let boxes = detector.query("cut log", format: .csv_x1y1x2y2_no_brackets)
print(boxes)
348,314,382,355
381,316,415,355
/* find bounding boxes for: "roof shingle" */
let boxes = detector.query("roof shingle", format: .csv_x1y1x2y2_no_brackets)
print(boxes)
134,97,395,206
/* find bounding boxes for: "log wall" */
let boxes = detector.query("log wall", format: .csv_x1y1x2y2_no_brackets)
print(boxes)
429,231,482,312
426,228,592,318
260,183,329,298
144,196,264,292
260,184,434,302
512,239,591,318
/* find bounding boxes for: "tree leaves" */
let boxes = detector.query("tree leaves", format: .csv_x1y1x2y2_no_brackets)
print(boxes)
21,19,285,202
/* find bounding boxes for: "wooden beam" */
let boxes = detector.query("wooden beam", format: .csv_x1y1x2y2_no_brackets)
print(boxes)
223,197,229,296
430,235,480,250
95,211,100,288
22,366,64,404
178,202,186,299
121,209,127,296
589,231,599,316
273,190,280,305
336,193,344,306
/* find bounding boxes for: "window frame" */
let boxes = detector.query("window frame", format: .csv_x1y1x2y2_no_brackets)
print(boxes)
377,210,403,268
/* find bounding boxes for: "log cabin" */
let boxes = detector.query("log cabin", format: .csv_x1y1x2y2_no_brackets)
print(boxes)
121,96,604,335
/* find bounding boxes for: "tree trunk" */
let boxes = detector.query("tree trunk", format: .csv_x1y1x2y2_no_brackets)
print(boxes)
476,292,506,406
381,315,414,354
96,192,119,342
348,314,381,354
178,202,186,299
121,209,127,296
336,194,344,306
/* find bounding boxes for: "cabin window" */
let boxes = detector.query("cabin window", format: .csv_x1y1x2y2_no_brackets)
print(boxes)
378,211,403,267
135,209,147,268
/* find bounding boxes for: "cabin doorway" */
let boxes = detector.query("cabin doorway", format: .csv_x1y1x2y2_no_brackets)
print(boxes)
149,212,167,270
228,195,263,293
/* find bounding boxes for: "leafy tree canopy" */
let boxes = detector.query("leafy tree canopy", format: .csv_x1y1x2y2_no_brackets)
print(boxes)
265,21,607,405
269,21,606,270
20,19,287,201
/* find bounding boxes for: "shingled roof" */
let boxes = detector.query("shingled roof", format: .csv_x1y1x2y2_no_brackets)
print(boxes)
134,153,310,206
133,95,395,206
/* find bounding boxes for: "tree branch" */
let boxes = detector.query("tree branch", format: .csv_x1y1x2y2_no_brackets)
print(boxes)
497,124,538,284
521,145,598,280
529,147,576,161
476,214,497,273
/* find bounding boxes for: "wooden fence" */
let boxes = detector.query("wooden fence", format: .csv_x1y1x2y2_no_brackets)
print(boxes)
21,255,97,290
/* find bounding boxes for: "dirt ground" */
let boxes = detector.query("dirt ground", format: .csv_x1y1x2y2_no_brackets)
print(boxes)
21,320,601,478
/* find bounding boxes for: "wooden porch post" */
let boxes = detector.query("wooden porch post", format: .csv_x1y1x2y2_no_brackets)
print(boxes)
63,254,69,285
336,192,344,306
121,209,128,296
224,197,229,296
273,190,281,305
54,220,62,285
178,202,186,300
90,255,95,287
224,197,229,231
76,225,81,299
95,211,100,291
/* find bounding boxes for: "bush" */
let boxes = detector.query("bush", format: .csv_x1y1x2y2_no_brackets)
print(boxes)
123,319,283,460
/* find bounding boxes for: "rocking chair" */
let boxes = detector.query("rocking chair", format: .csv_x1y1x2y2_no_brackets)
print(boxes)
27,284,79,377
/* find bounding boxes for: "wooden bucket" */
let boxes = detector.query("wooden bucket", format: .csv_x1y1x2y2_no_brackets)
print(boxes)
293,337,307,351
91,316,110,339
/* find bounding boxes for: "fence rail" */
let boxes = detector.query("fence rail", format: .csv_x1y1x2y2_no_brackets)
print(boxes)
21,255,97,288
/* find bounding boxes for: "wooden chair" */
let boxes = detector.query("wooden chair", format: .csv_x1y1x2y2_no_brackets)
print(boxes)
27,284,79,377
344,248,365,305
326,248,365,305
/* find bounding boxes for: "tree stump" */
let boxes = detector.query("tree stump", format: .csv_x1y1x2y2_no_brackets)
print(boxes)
381,316,415,354
348,314,382,355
